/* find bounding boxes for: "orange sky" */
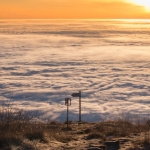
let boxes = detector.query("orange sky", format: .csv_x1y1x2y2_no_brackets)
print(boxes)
0,0,150,19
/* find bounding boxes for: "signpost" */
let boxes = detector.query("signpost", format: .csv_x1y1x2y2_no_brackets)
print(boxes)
71,91,81,122
65,98,71,128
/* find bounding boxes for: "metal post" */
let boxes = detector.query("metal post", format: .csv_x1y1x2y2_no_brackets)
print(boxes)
67,103,69,128
79,91,81,122
65,98,71,129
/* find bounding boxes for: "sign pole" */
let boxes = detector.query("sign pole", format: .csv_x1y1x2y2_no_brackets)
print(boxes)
67,103,69,128
79,91,81,122
71,91,82,122
65,98,71,129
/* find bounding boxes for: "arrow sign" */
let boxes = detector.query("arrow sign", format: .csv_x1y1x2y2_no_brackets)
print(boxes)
71,92,81,97
71,91,82,122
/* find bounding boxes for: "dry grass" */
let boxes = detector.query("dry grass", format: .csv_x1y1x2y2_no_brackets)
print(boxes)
0,107,150,149
91,119,150,138
128,137,150,150
0,108,68,149
86,132,105,140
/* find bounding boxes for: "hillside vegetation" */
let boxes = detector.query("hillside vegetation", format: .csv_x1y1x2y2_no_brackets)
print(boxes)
0,109,150,150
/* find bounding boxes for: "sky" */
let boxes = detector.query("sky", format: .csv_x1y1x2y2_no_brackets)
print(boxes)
0,0,150,19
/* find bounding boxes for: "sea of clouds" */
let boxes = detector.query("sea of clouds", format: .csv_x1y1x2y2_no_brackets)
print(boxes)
0,19,150,122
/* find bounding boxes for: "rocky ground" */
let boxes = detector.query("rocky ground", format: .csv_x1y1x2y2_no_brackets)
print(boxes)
33,121,150,150
1,120,150,150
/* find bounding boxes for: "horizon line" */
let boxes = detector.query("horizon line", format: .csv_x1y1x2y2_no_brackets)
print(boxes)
1,18,150,20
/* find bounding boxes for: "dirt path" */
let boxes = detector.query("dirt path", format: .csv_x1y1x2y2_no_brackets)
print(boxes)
45,122,150,150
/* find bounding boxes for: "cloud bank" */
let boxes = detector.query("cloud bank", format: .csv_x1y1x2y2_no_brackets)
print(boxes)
0,19,150,122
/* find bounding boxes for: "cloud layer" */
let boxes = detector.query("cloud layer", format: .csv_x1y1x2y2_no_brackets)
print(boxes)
0,19,150,122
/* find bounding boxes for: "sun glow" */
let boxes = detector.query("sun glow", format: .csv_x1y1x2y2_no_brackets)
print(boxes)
129,0,150,11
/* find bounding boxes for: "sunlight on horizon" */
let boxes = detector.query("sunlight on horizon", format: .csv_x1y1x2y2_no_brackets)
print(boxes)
1,0,150,19
128,0,150,12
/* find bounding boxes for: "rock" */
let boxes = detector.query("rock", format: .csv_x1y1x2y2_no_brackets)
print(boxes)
119,138,130,144
61,127,72,131
133,133,140,136
84,129,92,134
87,148,102,150
105,141,120,150
76,131,85,134
146,120,150,126
62,146,75,149
87,145,106,150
